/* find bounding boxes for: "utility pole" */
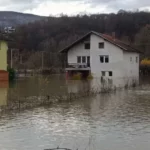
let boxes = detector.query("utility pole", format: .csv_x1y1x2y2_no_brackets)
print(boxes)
10,49,19,68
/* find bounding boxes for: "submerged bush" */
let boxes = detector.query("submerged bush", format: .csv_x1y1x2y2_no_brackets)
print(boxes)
7,67,15,81
87,73,93,80
72,73,82,80
141,58,150,65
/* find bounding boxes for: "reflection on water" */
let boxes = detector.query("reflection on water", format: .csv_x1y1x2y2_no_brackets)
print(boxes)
0,88,7,106
0,82,8,107
0,75,149,150
67,77,139,93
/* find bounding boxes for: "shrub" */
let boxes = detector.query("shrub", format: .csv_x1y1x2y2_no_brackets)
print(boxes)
141,58,150,65
7,67,16,81
87,73,93,80
72,73,82,80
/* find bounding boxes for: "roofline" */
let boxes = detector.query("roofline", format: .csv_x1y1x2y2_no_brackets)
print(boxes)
59,31,142,54
59,31,92,53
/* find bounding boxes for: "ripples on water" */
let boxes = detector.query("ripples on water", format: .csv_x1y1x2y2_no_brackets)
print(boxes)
0,76,150,150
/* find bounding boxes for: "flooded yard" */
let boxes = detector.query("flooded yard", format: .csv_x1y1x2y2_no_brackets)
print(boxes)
0,75,150,150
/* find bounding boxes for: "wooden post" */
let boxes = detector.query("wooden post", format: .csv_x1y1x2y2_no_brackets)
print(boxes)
66,71,68,80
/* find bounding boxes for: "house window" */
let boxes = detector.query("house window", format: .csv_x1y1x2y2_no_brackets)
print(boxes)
77,56,88,64
84,43,90,49
105,56,109,63
82,56,86,63
130,57,132,62
100,55,109,63
136,57,138,63
100,56,104,63
109,71,113,77
102,71,105,76
99,42,104,49
77,56,81,63
87,56,90,67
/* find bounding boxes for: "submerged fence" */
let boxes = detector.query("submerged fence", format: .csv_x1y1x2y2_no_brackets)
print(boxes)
0,76,140,113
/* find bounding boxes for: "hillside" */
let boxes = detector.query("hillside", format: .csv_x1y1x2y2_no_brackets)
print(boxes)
12,11,150,52
9,11,150,69
0,11,44,27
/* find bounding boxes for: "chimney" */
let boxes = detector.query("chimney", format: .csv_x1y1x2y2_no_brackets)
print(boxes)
112,32,116,41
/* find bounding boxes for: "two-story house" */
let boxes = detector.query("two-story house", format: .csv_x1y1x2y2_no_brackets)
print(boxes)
60,31,141,81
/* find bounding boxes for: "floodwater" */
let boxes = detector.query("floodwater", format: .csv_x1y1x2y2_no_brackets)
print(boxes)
0,75,150,150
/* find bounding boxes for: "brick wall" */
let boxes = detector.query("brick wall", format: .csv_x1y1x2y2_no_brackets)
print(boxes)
0,81,8,88
0,70,9,81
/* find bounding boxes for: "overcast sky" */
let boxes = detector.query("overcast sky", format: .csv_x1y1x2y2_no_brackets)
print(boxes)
0,0,150,16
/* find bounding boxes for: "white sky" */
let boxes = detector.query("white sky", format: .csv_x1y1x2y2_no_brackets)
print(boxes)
24,1,113,16
0,0,150,16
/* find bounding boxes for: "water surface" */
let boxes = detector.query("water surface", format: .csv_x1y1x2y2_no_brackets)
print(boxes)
0,75,150,150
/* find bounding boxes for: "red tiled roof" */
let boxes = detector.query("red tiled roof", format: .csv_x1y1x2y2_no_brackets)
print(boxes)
102,33,141,53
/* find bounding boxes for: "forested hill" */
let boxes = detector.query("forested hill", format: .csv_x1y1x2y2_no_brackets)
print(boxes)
12,11,150,55
0,11,43,27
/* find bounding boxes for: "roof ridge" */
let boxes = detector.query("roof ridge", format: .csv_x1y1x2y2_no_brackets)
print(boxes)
59,31,141,53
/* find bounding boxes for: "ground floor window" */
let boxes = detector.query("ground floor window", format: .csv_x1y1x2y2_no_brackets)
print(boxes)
109,71,113,76
102,71,105,76
101,71,113,77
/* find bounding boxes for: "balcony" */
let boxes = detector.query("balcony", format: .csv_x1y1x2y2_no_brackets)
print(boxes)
65,63,91,71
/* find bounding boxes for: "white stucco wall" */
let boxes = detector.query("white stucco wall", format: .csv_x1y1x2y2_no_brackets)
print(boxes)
90,34,124,78
123,52,139,78
68,42,90,64
67,33,139,84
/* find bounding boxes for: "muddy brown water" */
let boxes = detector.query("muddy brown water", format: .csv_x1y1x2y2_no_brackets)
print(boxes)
0,75,150,150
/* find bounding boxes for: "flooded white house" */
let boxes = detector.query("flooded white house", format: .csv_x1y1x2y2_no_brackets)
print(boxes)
60,31,141,87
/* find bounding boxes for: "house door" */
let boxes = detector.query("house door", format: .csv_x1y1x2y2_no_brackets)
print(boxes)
87,56,90,67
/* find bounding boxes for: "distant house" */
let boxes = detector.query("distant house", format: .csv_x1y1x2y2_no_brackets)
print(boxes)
4,27,15,34
60,31,141,80
0,34,10,81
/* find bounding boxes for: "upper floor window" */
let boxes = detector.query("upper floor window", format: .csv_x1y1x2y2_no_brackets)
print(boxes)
136,57,138,63
84,43,90,49
82,56,86,63
77,56,81,63
77,56,87,64
99,42,104,49
100,55,109,63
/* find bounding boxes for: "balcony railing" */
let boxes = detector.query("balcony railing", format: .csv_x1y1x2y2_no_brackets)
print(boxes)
67,63,90,68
